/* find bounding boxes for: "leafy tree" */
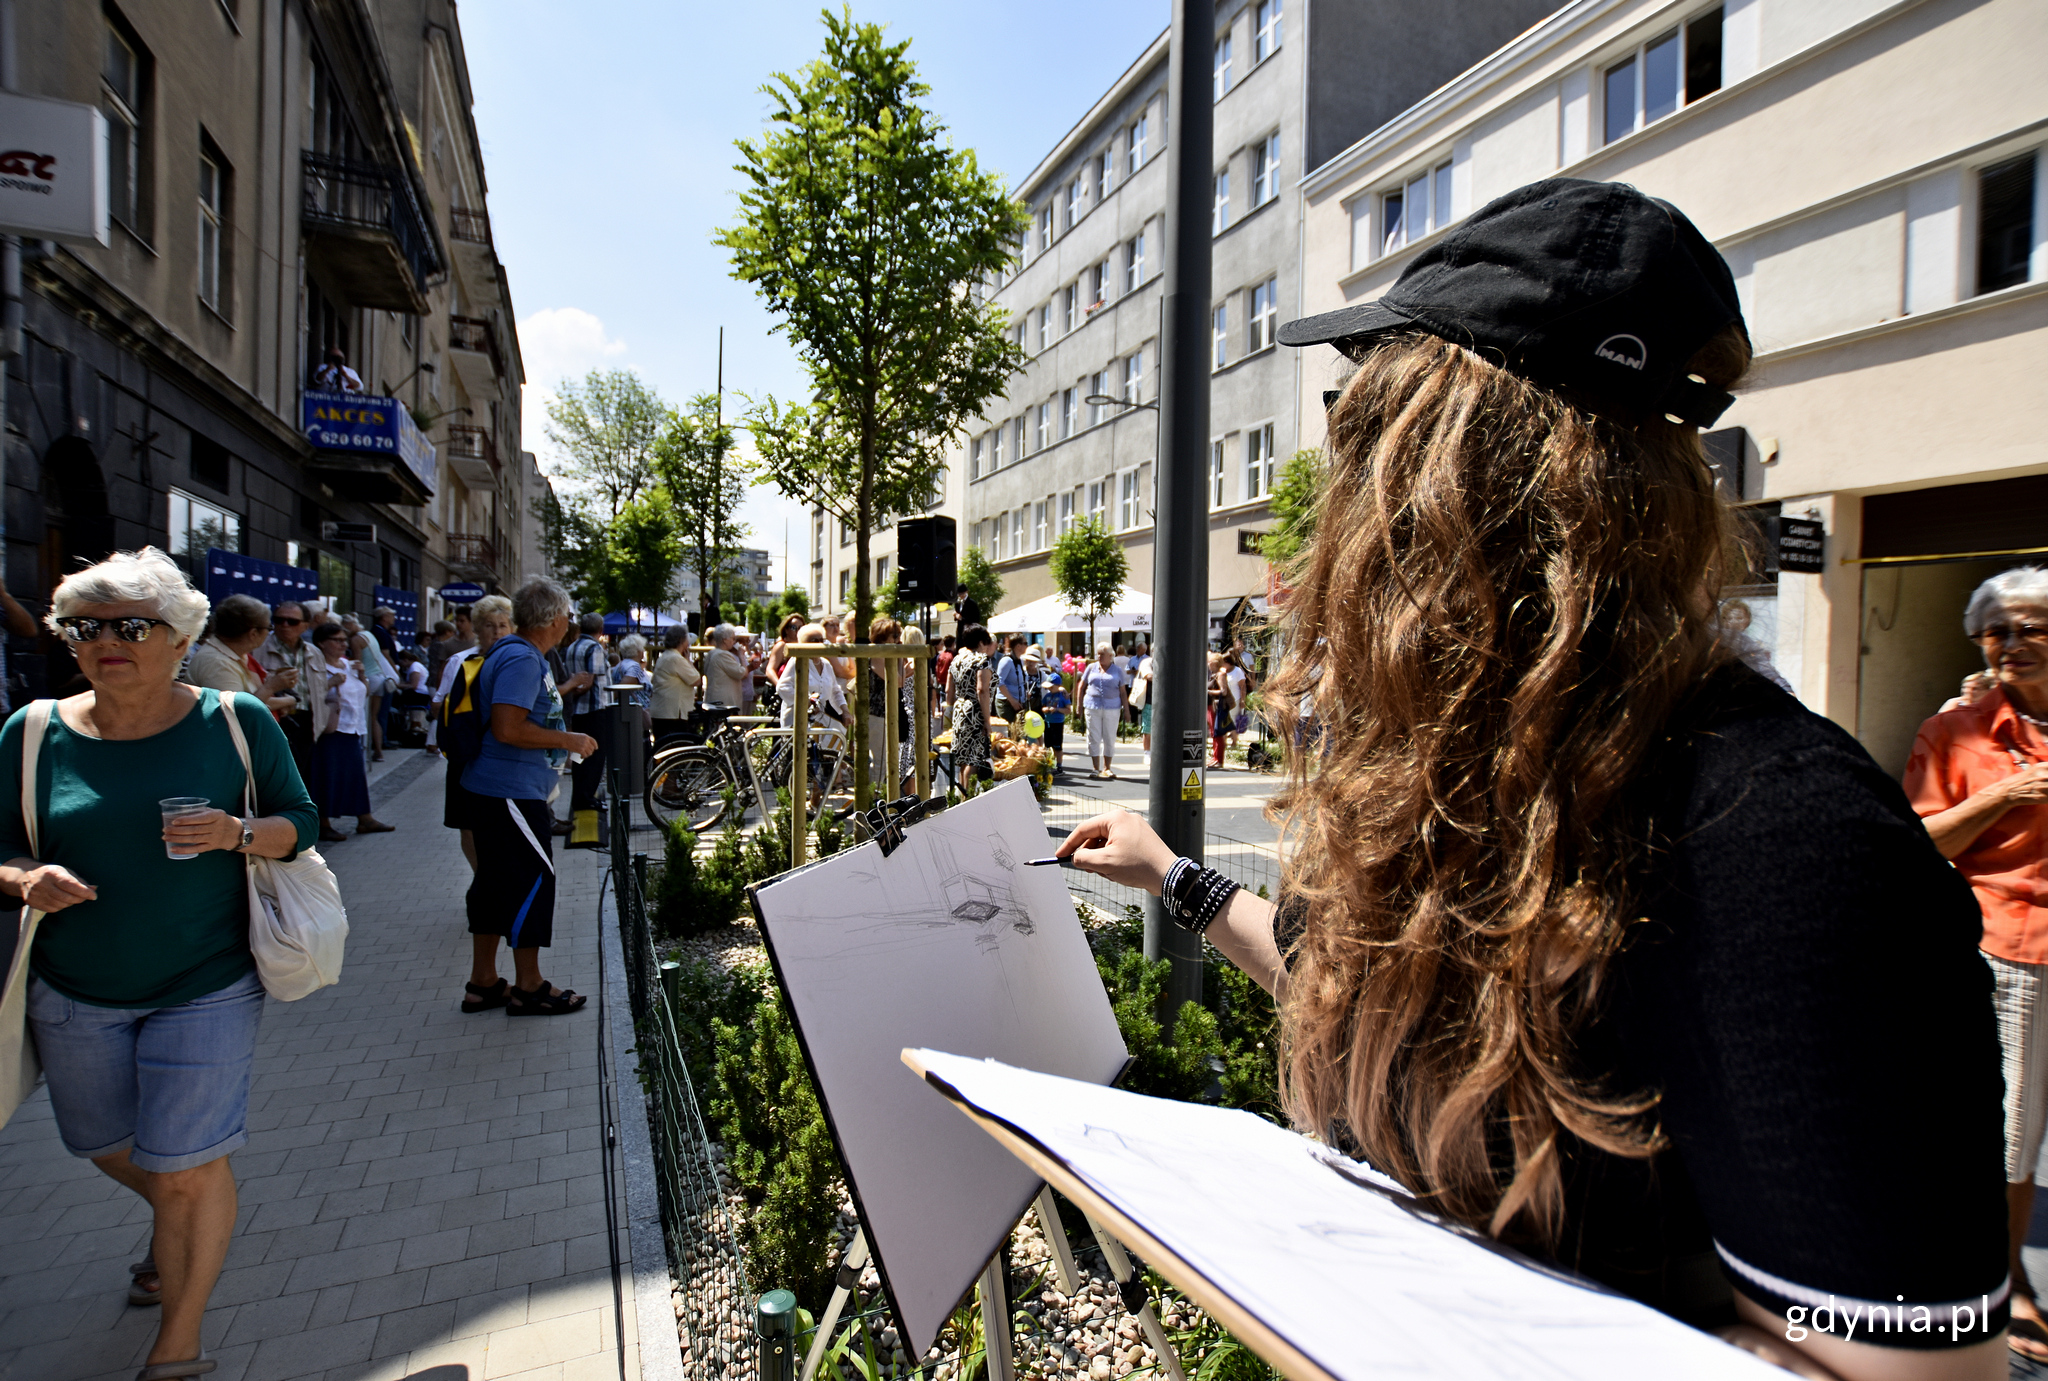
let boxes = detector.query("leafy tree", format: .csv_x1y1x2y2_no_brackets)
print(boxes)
1261,448,1324,570
1047,516,1127,650
653,395,753,627
534,484,607,608
596,487,683,615
955,547,1004,626
719,8,1026,805
545,369,666,525
872,573,920,622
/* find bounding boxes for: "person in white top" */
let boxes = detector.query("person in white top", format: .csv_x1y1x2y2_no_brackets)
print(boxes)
309,619,392,841
776,623,848,731
611,634,653,707
1224,658,1250,756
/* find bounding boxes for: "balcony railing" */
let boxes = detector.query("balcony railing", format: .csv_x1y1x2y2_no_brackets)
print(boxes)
449,314,505,380
445,424,499,476
450,206,492,246
446,533,498,576
300,151,443,307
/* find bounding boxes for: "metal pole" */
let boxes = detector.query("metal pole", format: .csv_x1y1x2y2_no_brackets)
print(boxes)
757,1288,799,1381
792,655,809,870
882,652,899,799
1145,0,1214,1015
914,645,931,799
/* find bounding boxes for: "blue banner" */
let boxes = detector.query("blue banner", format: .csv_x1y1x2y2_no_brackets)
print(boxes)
373,584,420,638
205,550,320,611
301,390,436,495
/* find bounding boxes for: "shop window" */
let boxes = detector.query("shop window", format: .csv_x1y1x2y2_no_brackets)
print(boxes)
168,488,241,582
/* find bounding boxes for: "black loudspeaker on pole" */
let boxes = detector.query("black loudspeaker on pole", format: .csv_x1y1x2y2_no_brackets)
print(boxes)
895,515,957,607
1145,0,1214,1015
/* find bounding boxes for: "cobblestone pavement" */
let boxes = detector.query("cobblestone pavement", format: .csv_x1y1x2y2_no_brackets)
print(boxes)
0,750,639,1381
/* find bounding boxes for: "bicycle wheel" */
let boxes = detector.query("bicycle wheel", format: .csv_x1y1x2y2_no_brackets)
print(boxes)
644,748,730,834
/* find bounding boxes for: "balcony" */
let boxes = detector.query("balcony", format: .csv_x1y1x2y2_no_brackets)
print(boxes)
300,390,436,505
450,207,492,246
448,314,505,398
300,151,443,314
446,533,499,583
444,424,499,487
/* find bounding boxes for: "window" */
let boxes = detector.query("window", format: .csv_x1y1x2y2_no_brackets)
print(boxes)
1210,440,1226,508
1036,401,1052,452
1979,153,2038,295
167,488,241,581
1059,491,1076,536
1124,349,1144,404
970,436,984,481
1011,509,1025,558
1248,278,1278,353
1067,176,1083,229
1212,303,1229,369
102,16,147,234
1038,303,1051,351
1097,149,1114,201
1091,260,1113,309
1014,416,1027,461
1213,34,1233,101
1255,0,1283,62
1128,115,1148,174
1062,387,1078,439
1381,159,1454,256
992,424,1005,470
1089,370,1109,425
198,148,225,312
1088,480,1108,525
1125,234,1146,292
1603,8,1723,146
1244,424,1275,501
877,554,891,584
1213,170,1230,235
1063,284,1078,334
1033,502,1048,551
814,517,825,561
1038,205,1053,251
1252,133,1281,208
1119,469,1142,530
841,568,853,603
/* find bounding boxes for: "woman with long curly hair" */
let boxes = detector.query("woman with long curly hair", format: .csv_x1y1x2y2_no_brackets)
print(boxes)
1058,180,2007,1380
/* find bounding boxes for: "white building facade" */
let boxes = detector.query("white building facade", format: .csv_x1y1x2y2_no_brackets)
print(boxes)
1296,0,2048,774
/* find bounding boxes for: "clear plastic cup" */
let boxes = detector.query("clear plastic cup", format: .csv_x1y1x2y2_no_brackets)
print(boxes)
160,797,211,861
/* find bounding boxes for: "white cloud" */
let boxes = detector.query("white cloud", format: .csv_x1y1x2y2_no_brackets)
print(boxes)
516,307,628,461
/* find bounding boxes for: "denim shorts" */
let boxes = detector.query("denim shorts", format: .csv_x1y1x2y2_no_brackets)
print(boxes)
27,968,265,1173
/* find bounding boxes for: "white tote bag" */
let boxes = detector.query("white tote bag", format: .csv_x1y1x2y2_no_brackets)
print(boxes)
0,700,55,1129
220,696,349,1000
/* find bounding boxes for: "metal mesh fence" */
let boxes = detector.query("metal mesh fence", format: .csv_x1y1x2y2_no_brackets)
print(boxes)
1037,793,1283,917
613,829,755,1377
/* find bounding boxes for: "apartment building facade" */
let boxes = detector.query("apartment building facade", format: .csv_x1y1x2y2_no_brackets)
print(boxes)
934,0,1560,638
1295,0,2048,774
5,0,524,696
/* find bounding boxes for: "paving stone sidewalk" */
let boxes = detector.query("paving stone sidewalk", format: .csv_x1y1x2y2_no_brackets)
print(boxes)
0,751,641,1381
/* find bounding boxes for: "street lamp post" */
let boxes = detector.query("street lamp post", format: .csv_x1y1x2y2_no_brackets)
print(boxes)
1146,0,1214,1019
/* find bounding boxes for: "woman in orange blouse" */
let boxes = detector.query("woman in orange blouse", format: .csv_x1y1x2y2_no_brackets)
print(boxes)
1906,566,2048,1359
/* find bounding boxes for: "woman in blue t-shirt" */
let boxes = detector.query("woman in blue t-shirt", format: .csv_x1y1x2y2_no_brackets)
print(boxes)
459,577,598,1017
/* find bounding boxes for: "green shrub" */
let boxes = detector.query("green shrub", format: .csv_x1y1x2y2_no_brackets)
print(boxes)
711,987,842,1311
664,956,767,1095
649,817,707,939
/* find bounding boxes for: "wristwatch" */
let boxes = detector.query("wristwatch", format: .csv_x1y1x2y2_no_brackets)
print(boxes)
234,817,255,852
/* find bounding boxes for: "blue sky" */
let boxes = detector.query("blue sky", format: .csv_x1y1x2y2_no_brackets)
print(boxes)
462,1,1171,590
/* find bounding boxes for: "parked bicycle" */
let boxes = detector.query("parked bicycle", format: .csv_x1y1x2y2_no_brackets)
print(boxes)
643,704,853,834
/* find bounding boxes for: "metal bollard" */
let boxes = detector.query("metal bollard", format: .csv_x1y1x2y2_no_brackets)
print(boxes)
757,1289,798,1381
659,959,682,1009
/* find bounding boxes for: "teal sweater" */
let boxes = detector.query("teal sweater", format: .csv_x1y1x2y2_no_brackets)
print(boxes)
0,689,319,1008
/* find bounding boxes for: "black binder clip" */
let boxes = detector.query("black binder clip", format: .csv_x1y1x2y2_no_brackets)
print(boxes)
862,794,945,859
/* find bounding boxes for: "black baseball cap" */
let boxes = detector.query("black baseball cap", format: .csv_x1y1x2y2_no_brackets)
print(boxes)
1278,177,1746,428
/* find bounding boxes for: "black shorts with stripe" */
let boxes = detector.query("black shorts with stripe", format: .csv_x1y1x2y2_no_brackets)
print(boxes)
466,795,557,948
444,754,490,830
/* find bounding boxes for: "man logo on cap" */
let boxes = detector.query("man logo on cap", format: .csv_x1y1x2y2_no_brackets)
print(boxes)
1594,334,1648,371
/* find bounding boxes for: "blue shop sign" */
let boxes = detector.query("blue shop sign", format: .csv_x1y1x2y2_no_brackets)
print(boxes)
301,390,436,495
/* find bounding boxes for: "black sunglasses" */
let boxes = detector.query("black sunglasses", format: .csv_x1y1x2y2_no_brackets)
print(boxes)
56,616,173,644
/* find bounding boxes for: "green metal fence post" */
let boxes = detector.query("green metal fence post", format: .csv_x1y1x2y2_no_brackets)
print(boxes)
757,1289,798,1381
659,959,682,1009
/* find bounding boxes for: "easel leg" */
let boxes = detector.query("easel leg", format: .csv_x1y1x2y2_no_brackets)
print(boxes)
1036,1185,1081,1295
978,1254,1017,1381
798,1227,868,1381
1084,1215,1188,1381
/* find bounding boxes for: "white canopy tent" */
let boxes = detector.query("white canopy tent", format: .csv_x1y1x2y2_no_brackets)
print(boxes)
986,590,1153,635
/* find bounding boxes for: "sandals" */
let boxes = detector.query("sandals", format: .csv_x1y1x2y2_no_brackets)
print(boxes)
355,820,395,834
506,983,586,1017
128,1254,160,1306
461,978,509,1014
136,1359,214,1381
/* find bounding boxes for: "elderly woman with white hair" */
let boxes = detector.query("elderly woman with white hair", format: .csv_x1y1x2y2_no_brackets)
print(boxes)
648,625,701,746
610,633,653,709
1907,565,2048,1356
0,548,317,1381
1077,642,1125,779
704,623,749,709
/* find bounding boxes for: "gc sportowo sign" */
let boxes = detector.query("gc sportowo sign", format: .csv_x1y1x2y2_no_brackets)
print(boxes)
0,91,107,244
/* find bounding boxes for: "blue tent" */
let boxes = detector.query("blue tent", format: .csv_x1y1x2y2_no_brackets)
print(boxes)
602,608,681,633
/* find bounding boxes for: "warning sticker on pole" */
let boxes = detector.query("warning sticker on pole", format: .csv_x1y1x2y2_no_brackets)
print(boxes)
1182,766,1204,801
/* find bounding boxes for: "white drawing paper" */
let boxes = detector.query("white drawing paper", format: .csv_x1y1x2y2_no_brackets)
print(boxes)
750,780,1128,1358
908,1049,1780,1381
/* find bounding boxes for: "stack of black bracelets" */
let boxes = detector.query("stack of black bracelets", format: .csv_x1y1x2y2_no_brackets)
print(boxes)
1161,857,1241,934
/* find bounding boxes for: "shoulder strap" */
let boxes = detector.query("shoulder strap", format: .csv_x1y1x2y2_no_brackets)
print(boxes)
20,700,53,860
218,690,258,818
